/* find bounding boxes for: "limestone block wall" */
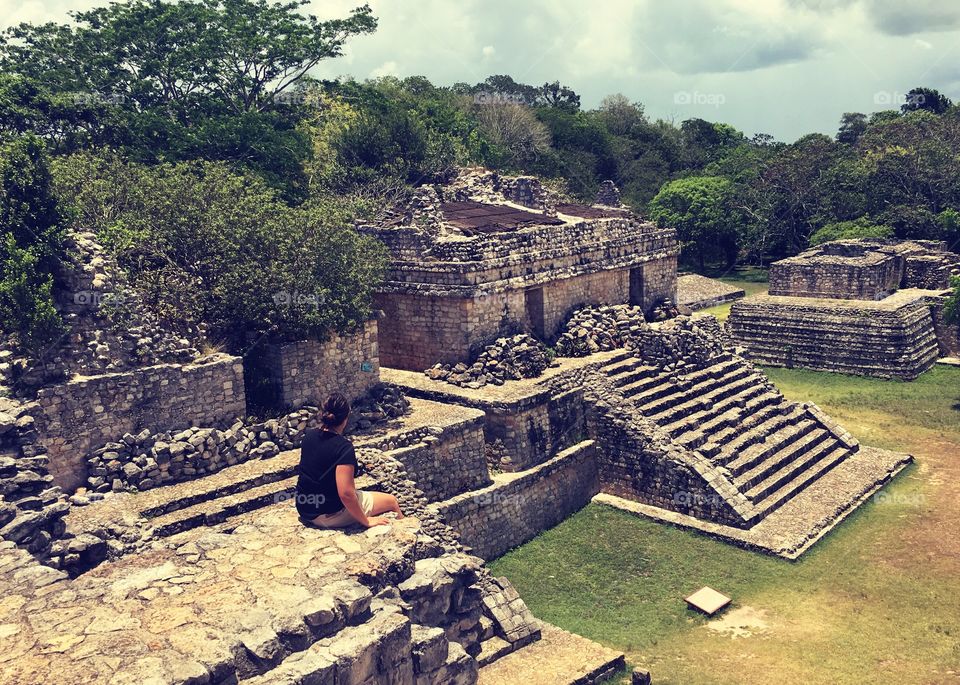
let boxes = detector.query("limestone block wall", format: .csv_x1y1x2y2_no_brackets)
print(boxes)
540,270,630,339
638,256,679,310
434,441,600,560
587,404,746,527
769,257,902,300
34,354,245,490
388,414,491,502
483,388,587,472
929,296,960,357
259,320,380,409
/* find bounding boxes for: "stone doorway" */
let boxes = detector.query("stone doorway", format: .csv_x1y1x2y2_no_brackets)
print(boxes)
525,287,546,338
630,267,645,307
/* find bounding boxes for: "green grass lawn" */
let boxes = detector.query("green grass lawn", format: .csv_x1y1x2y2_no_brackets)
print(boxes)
490,364,960,685
692,275,768,323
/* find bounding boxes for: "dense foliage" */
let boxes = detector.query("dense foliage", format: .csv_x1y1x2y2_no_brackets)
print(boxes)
0,134,67,356
0,0,958,357
52,152,386,350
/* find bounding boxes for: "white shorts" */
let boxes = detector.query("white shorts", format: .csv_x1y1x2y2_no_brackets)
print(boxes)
310,490,374,528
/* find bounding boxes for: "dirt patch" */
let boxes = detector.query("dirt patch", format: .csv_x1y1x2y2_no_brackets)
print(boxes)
705,606,770,639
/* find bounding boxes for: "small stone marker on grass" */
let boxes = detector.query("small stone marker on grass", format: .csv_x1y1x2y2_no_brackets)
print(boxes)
684,586,731,616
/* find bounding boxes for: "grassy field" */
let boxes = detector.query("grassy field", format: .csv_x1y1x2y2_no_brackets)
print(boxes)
688,271,768,324
490,364,960,685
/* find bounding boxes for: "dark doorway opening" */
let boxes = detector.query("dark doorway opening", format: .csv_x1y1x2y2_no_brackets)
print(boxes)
629,267,645,308
525,287,546,339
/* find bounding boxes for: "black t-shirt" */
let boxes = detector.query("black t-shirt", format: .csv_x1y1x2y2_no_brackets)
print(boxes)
295,429,359,519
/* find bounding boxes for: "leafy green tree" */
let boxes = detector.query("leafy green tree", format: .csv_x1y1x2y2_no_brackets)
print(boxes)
809,218,893,245
0,135,67,356
945,276,960,324
901,87,952,115
53,152,386,349
837,112,868,144
648,176,742,269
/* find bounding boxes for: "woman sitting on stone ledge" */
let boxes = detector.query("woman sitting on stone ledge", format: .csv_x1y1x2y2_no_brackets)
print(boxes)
295,392,404,528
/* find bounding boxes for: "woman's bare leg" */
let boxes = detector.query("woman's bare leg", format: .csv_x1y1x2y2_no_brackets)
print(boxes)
367,491,404,518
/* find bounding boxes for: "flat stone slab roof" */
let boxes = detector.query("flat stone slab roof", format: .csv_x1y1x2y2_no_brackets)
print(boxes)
676,274,746,311
594,445,912,559
741,288,947,311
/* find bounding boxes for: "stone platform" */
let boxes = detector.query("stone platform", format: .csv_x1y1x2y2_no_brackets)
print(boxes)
728,289,944,379
478,623,625,685
676,274,746,311
594,445,912,559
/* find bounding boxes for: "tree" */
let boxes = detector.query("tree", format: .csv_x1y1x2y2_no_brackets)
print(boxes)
535,81,580,112
53,152,386,349
809,218,893,245
901,87,952,115
837,112,868,144
2,0,377,115
0,135,67,357
475,103,552,169
647,176,742,269
945,276,960,324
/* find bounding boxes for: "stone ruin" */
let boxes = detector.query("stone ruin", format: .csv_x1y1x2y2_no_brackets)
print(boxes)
0,173,916,685
360,168,679,371
729,238,960,378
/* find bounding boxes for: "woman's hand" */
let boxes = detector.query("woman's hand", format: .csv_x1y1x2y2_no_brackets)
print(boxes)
365,516,391,528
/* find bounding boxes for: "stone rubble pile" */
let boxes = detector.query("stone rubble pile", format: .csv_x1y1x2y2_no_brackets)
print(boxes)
595,179,623,207
80,384,411,495
634,316,728,370
0,400,70,560
648,297,681,322
425,334,552,388
554,304,649,357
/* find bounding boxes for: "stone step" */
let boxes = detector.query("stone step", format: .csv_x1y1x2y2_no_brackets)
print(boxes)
611,367,668,396
148,476,298,537
735,426,831,493
599,355,650,381
674,389,782,452
633,363,754,416
620,358,735,402
645,373,764,431
726,419,821,478
139,460,298,518
477,623,624,685
715,405,807,465
699,401,793,457
749,445,852,520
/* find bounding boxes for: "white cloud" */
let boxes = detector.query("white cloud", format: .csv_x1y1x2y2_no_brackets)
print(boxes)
369,60,399,79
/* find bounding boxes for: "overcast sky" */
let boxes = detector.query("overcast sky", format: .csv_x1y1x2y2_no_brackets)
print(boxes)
3,0,960,141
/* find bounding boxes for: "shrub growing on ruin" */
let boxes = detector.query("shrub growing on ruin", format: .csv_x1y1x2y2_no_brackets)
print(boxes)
0,134,68,357
53,151,387,352
809,218,894,246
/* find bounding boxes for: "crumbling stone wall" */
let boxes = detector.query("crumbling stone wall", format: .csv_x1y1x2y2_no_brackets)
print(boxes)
34,354,245,490
388,414,492,502
769,238,959,300
257,320,380,410
434,441,600,560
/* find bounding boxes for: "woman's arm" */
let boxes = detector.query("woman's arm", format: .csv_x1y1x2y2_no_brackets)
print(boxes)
335,464,389,527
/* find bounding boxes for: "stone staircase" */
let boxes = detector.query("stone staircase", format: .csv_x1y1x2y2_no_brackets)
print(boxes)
598,349,858,524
